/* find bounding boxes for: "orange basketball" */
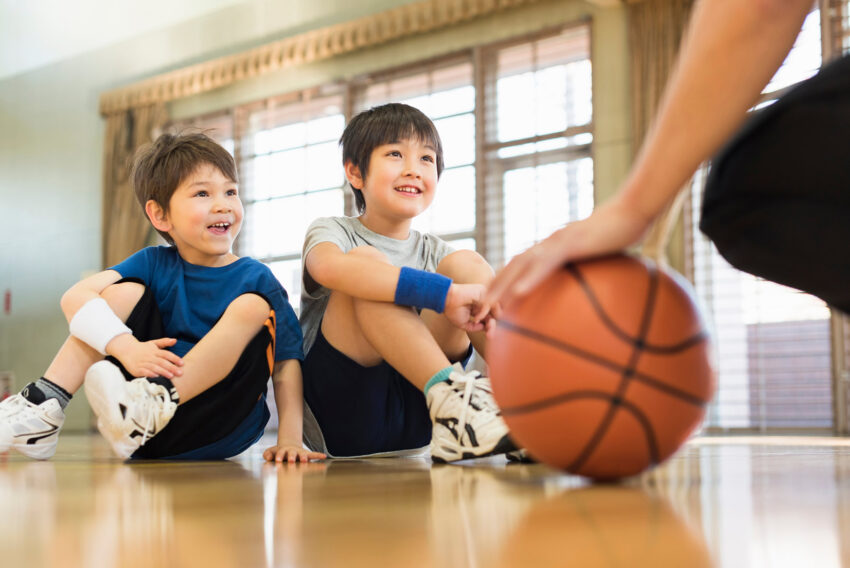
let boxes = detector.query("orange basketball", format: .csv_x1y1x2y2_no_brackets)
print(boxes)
490,254,715,480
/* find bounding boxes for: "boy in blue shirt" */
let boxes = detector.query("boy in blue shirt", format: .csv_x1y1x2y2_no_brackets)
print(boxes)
0,132,324,462
300,103,516,462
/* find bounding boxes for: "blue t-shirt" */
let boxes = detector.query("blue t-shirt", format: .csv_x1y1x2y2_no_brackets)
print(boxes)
110,246,302,361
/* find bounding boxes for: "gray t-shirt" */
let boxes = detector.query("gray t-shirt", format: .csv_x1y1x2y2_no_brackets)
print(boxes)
300,216,454,354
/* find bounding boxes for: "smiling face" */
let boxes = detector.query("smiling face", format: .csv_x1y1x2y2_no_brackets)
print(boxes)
346,137,439,235
146,162,243,267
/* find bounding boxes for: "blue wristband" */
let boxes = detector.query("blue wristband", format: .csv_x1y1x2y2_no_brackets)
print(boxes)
394,267,452,313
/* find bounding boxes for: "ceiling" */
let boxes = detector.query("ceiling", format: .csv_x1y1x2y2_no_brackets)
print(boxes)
0,0,248,81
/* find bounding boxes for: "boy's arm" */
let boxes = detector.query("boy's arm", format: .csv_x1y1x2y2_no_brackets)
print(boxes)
263,359,326,463
305,242,401,301
306,242,490,331
61,269,183,379
60,269,124,319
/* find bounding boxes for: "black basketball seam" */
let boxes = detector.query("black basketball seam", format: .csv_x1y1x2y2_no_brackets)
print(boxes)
510,391,660,470
498,260,709,475
567,263,659,473
496,320,709,407
566,263,707,353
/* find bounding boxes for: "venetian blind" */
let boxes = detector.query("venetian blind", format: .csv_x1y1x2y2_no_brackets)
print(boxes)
353,57,478,251
234,87,347,311
480,24,594,268
826,0,850,433
687,7,834,432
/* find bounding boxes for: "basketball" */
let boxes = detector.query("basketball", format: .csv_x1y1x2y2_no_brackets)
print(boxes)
489,253,715,480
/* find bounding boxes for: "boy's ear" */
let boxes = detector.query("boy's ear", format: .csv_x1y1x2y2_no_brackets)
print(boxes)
145,200,172,233
344,161,364,190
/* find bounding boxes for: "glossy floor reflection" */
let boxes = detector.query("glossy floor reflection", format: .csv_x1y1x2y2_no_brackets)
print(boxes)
1,434,848,567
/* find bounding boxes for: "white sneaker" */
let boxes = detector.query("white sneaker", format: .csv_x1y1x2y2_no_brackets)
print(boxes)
427,363,516,463
0,386,65,460
84,361,177,459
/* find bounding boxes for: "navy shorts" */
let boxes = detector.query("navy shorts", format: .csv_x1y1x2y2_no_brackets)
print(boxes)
701,53,850,313
302,325,472,457
107,278,275,459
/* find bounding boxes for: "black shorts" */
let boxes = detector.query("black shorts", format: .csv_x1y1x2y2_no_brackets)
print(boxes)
107,278,275,458
700,53,850,313
302,325,473,457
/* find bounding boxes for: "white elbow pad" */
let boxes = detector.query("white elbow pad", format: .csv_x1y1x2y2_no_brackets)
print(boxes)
69,297,132,355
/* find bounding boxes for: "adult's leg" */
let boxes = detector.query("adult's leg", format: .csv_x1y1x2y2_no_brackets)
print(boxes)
700,54,850,312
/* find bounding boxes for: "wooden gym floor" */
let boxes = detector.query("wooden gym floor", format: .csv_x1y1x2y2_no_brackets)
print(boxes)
1,433,848,568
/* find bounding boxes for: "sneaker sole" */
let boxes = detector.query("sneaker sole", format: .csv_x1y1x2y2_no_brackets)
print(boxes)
85,366,135,459
0,416,61,460
430,434,518,464
0,433,58,460
12,437,59,460
506,450,537,464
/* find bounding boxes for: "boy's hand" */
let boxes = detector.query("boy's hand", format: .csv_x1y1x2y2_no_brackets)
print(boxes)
444,283,491,332
264,442,326,463
105,334,184,379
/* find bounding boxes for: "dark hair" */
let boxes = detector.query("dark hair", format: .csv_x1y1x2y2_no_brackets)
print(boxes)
340,103,444,214
131,131,237,244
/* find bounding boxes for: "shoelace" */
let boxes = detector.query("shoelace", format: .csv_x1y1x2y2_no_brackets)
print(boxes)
129,381,169,447
451,371,498,439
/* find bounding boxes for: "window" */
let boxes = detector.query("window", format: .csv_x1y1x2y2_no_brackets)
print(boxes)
481,26,594,267
825,0,850,55
826,0,850,434
353,59,477,251
687,7,834,431
174,24,593,317
236,88,347,309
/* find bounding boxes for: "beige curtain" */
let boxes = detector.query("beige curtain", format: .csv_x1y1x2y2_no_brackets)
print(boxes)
101,104,167,268
628,0,695,264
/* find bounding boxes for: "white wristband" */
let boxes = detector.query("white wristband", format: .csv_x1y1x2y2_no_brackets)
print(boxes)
69,297,132,355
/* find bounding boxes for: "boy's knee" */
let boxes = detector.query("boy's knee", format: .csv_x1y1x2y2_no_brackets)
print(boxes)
226,293,273,327
348,245,391,264
436,250,494,284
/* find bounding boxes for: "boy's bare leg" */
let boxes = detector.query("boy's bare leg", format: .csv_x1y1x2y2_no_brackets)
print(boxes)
320,246,452,390
43,281,146,394
420,249,493,361
170,293,272,403
0,281,147,459
319,247,513,462
83,292,272,459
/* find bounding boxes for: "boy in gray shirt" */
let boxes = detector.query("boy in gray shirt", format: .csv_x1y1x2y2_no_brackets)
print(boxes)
300,103,516,461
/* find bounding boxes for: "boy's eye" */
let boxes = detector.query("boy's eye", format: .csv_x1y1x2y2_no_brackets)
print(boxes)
388,150,402,157
422,155,435,163
195,190,209,197
227,188,238,196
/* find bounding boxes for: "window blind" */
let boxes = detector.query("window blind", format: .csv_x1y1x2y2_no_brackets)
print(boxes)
687,7,835,432
826,0,850,434
480,24,594,268
353,57,477,251
825,0,850,55
235,87,347,311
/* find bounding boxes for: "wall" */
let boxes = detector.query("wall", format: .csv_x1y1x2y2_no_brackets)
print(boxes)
0,0,630,431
